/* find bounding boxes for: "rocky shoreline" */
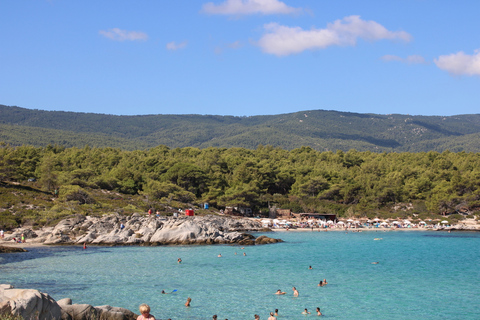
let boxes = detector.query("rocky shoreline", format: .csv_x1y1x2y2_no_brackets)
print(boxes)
0,284,137,320
0,214,283,319
1,213,283,246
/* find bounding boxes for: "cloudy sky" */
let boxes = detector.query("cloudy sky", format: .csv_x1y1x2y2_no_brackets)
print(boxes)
1,0,479,116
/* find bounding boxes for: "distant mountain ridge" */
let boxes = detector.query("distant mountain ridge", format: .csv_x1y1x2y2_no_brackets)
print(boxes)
1,104,480,152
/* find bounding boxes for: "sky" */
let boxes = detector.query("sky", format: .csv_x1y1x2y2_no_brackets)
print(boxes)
1,0,479,117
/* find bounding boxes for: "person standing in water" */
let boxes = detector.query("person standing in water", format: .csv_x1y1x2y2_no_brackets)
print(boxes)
293,287,299,297
316,307,322,316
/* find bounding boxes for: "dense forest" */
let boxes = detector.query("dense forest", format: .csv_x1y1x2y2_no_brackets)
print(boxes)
1,143,479,229
2,104,480,152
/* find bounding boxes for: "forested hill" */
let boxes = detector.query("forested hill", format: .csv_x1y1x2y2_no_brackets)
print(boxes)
2,104,480,152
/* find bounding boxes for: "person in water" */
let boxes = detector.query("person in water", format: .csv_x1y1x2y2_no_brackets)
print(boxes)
302,308,311,315
137,304,155,320
275,289,286,295
274,309,279,316
292,287,299,297
268,312,276,320
316,307,322,316
323,279,328,285
178,258,182,263
318,280,323,287
185,297,191,307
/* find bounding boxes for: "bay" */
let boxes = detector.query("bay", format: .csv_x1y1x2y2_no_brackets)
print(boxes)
1,230,479,319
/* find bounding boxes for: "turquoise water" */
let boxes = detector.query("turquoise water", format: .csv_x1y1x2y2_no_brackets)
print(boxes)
1,230,480,319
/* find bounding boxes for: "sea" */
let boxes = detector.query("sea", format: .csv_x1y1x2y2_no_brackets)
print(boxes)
1,230,479,320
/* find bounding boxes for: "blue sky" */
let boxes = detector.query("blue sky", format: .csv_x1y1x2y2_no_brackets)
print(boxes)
1,0,479,117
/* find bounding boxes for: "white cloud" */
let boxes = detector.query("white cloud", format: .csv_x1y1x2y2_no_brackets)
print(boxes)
381,54,426,64
99,28,148,41
257,15,412,56
166,41,188,51
434,50,480,76
202,0,301,15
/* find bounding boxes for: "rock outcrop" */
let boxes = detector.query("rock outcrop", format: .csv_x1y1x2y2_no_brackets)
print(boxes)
4,214,282,246
0,284,137,320
0,246,27,253
0,284,62,320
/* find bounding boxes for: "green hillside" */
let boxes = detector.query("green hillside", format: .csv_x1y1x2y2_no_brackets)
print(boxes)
1,104,480,152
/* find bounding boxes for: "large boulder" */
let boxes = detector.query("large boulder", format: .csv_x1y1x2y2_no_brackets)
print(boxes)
0,284,62,320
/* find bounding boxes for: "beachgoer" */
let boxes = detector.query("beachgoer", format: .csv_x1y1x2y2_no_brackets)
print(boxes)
302,308,311,315
323,279,328,285
178,258,182,263
185,297,191,307
21,233,25,243
275,289,286,295
274,309,279,316
318,280,323,287
309,266,312,269
254,314,260,319
0,229,4,238
218,254,222,257
137,303,155,320
372,262,379,264
83,242,87,249
293,286,299,297
212,315,217,320
316,307,322,316
243,252,246,256
268,312,276,320
120,223,125,230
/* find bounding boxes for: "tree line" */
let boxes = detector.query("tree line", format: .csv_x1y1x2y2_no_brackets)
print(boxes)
1,142,480,218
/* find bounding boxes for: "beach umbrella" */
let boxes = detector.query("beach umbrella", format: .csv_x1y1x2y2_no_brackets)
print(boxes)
373,218,380,221
419,221,426,225
441,220,449,224
347,219,353,222
404,220,411,224
337,221,345,225
327,220,334,224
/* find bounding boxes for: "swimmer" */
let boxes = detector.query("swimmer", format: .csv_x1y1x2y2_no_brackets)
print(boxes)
268,312,276,320
274,309,279,316
275,289,286,295
318,280,323,287
316,307,322,316
185,297,191,307
309,266,312,269
218,254,222,257
212,315,217,320
137,303,155,320
302,308,311,315
323,279,328,285
372,262,379,264
254,314,260,320
292,286,299,297
178,258,182,263
243,252,246,256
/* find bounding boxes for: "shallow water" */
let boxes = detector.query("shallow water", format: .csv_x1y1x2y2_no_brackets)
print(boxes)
1,230,479,319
